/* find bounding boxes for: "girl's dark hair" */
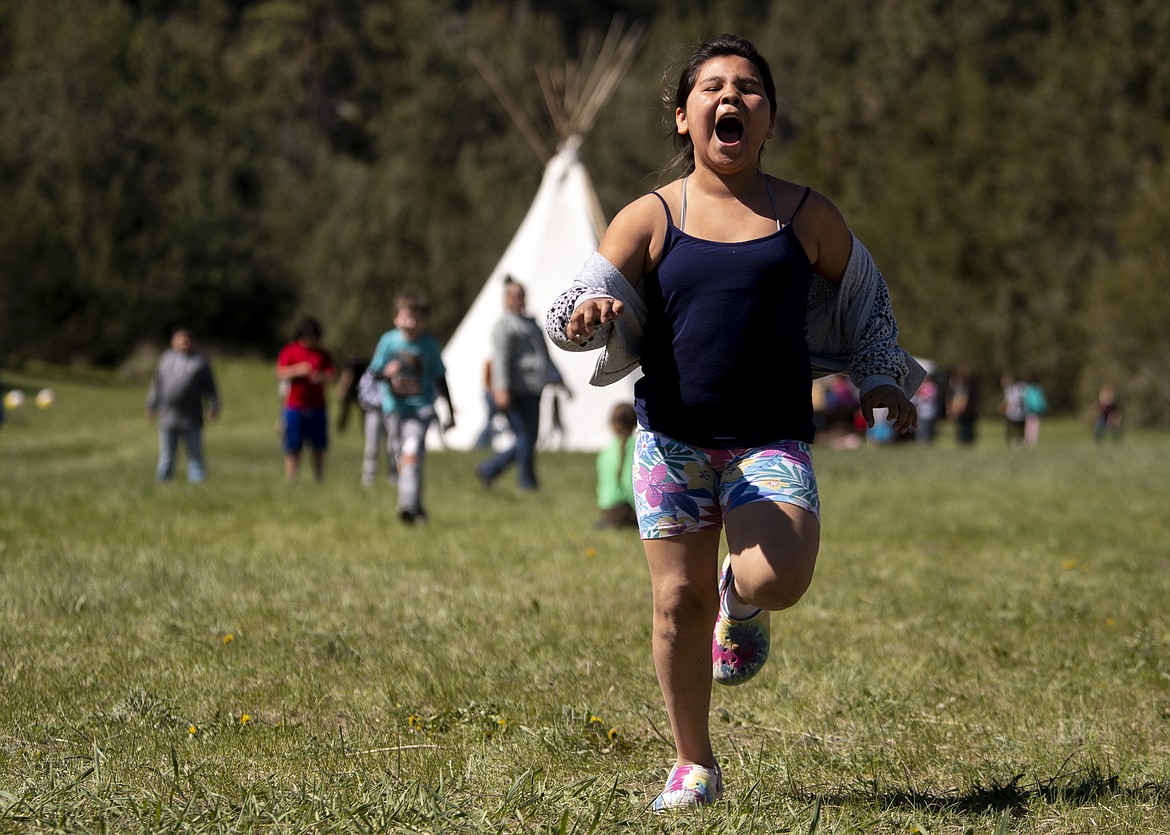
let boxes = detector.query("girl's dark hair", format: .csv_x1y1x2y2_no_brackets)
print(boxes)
664,34,777,176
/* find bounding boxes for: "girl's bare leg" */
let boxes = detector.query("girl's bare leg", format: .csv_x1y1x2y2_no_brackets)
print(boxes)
723,502,820,612
642,503,818,768
643,529,722,766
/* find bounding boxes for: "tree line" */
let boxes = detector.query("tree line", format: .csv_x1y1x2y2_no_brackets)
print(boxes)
2,0,1168,423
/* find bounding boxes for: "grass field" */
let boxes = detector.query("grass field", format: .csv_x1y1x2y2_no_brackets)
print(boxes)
1,360,1168,834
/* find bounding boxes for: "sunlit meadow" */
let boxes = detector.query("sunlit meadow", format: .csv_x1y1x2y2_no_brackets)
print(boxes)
1,360,1167,833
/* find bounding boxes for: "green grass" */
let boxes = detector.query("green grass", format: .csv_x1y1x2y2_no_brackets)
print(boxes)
1,360,1168,834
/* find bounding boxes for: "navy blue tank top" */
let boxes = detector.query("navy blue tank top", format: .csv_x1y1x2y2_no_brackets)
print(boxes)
634,184,815,448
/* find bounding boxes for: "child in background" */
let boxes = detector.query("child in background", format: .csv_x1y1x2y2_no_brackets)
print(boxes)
357,363,397,486
369,291,454,523
912,372,940,444
1022,376,1047,448
333,348,369,433
545,34,920,811
999,372,1028,448
146,325,220,482
275,316,334,482
596,403,638,529
1093,385,1122,442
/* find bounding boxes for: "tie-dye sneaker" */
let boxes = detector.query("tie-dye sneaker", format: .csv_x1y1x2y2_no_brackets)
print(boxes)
712,556,770,686
651,762,724,811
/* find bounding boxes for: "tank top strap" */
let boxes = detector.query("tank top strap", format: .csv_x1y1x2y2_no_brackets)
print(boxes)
762,173,781,231
649,190,676,230
787,185,812,225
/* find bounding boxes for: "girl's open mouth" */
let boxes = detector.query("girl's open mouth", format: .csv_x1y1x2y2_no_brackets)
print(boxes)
715,114,744,144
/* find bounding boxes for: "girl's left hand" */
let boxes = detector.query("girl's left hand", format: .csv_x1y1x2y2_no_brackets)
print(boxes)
860,385,918,434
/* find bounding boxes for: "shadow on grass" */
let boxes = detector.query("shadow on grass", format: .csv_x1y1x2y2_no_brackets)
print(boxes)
813,765,1168,819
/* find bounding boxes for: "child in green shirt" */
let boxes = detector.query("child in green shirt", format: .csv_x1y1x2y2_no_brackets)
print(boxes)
596,403,638,529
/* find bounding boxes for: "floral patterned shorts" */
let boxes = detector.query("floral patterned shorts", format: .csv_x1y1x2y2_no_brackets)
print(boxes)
632,426,820,540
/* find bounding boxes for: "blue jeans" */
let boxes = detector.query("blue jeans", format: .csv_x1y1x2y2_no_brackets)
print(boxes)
478,393,541,489
158,428,206,482
474,390,499,450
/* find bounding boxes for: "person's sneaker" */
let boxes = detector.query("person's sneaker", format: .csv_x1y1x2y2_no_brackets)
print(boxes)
474,465,493,488
650,762,723,812
712,556,770,686
398,507,422,525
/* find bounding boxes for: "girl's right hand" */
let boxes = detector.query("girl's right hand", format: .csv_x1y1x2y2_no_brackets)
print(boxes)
567,297,624,344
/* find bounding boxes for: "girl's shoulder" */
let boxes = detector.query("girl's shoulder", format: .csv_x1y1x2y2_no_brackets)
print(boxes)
774,180,851,280
600,182,682,281
762,176,839,221
615,181,682,227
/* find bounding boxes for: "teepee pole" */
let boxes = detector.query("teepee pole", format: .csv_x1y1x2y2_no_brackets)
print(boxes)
471,17,644,157
469,48,552,164
572,20,646,138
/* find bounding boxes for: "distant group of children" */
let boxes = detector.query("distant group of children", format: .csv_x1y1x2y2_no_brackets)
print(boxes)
274,294,455,524
813,368,1059,450
144,292,455,526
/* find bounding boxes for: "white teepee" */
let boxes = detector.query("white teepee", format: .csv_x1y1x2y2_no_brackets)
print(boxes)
433,139,638,452
432,22,644,452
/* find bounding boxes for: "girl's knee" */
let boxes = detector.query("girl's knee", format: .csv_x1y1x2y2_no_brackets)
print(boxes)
735,545,818,611
747,570,814,611
653,582,717,637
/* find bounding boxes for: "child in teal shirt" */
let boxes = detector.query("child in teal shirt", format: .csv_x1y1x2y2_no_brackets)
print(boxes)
369,291,454,523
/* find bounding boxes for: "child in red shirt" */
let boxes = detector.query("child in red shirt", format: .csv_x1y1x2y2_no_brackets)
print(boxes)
275,317,335,481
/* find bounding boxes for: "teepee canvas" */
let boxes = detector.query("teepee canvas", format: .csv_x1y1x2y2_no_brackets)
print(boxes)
431,22,644,452
433,139,637,452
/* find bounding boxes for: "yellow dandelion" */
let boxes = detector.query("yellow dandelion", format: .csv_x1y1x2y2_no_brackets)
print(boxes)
408,714,423,729
188,725,197,736
240,714,250,725
223,633,235,644
589,715,603,725
1061,560,1078,571
585,547,597,558
607,728,619,741
497,718,507,727
1106,618,1116,626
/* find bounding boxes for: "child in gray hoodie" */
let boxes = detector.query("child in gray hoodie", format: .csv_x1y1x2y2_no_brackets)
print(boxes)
146,325,220,482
